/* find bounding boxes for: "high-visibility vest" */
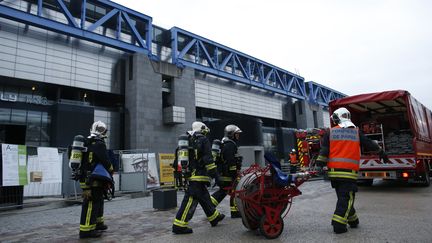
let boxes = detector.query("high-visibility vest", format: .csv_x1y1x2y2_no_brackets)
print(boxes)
328,126,360,180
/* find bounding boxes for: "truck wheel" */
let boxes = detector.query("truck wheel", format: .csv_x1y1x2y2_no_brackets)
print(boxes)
420,161,430,187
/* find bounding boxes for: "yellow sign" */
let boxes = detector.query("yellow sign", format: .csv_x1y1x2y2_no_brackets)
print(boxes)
158,153,175,185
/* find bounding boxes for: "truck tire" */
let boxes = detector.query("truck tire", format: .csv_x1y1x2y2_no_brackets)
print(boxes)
420,161,430,187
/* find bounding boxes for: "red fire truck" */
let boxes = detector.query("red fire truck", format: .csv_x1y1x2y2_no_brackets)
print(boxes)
329,90,432,186
295,129,326,173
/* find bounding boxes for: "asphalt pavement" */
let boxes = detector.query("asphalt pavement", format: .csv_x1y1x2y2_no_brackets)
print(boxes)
1,179,432,242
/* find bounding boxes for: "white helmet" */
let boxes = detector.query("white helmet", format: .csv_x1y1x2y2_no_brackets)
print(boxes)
191,121,210,135
291,149,296,153
90,121,108,137
331,107,355,128
224,124,242,139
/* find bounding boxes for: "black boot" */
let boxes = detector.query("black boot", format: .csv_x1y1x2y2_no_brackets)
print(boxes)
333,225,348,234
231,211,241,218
210,213,225,227
96,223,108,231
172,225,193,234
349,219,359,228
79,230,102,239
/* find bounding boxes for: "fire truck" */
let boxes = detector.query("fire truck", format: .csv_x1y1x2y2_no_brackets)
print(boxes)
295,128,326,174
329,90,432,186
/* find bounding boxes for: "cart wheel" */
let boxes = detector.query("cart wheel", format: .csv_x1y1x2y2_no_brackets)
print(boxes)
259,214,284,239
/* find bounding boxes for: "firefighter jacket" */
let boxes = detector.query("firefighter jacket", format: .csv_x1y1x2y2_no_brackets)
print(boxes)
317,125,380,181
79,136,114,189
187,132,218,185
217,137,241,182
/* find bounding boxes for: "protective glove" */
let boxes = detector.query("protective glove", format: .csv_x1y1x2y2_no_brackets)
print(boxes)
379,150,390,164
82,189,92,200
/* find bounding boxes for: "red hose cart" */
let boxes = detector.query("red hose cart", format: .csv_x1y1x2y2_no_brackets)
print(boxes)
231,153,312,239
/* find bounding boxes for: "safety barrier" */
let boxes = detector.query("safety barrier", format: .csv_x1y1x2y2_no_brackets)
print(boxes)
117,149,152,193
0,144,67,210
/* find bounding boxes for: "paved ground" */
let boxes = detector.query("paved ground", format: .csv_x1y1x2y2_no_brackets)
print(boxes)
1,179,432,242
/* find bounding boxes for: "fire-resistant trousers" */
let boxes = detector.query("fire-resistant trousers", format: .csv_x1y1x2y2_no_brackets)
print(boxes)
211,181,238,215
173,181,220,229
331,180,358,227
80,186,105,232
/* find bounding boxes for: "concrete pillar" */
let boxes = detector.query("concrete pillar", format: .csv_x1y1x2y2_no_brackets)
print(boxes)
124,53,197,154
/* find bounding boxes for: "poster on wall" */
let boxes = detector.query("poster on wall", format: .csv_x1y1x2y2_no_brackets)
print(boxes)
1,144,28,186
36,147,62,184
121,152,160,189
158,153,175,186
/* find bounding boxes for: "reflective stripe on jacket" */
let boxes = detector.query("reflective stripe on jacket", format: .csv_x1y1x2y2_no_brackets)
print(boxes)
328,126,360,180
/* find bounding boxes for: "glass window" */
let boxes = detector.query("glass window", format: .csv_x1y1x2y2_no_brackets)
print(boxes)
27,110,42,124
0,108,11,123
40,125,50,144
263,132,277,152
26,124,41,144
11,109,27,124
26,111,42,145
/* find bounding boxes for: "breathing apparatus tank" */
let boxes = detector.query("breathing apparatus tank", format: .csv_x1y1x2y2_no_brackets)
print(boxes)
211,139,221,163
177,134,190,177
69,135,87,180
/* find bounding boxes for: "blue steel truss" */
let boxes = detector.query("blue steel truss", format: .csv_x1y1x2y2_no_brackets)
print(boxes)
0,1,346,105
306,81,346,106
0,0,153,55
171,27,306,100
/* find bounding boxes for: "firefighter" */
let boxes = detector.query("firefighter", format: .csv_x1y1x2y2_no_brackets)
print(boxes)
210,124,243,218
172,147,183,189
316,107,389,234
289,149,298,174
79,121,114,239
172,121,225,234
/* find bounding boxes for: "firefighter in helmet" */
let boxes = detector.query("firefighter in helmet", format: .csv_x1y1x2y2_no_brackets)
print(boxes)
79,121,114,239
210,124,243,218
316,107,388,234
289,148,298,174
172,121,225,234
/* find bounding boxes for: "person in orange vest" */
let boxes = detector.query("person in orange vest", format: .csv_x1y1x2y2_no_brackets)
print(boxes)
289,149,298,174
316,107,389,234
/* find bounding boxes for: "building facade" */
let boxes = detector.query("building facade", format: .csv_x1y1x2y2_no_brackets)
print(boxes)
0,0,344,162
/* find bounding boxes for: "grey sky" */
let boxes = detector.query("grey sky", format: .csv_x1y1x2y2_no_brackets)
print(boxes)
112,0,432,109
